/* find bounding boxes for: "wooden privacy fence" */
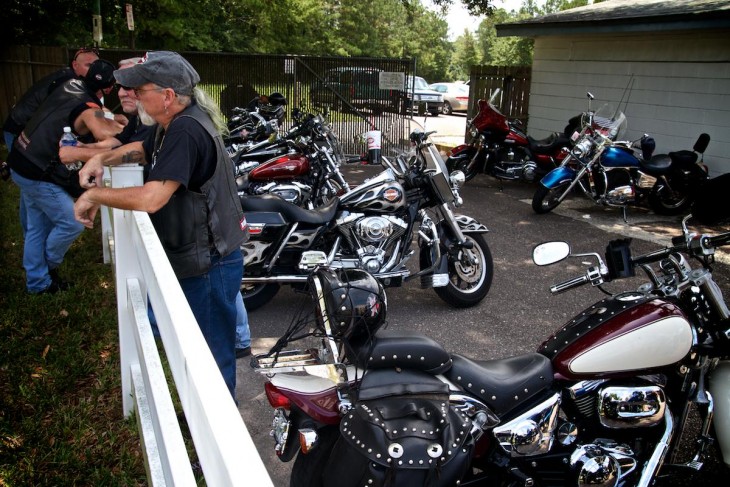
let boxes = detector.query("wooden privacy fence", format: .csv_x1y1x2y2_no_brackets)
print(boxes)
468,65,532,127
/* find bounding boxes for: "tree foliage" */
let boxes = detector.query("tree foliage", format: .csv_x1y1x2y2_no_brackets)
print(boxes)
3,0,594,82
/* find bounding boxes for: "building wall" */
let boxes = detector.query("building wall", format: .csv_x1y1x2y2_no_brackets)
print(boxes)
528,30,730,175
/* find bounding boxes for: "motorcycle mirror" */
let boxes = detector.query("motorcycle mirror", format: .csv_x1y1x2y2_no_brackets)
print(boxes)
533,242,571,266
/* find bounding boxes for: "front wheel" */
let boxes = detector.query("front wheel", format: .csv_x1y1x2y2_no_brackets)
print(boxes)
241,282,280,311
434,233,493,308
532,181,571,214
648,183,692,215
446,152,481,182
290,426,339,487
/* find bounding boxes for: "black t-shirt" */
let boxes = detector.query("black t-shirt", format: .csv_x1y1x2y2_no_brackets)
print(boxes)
142,109,216,193
117,115,154,145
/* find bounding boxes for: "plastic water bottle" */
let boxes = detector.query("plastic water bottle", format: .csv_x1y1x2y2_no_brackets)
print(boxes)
60,126,77,146
60,126,82,170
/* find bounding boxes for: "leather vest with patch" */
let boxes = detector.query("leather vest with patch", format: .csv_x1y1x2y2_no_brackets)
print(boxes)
149,103,248,279
14,79,94,173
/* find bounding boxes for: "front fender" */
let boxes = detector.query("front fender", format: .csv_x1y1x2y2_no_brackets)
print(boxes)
449,144,472,157
540,165,577,189
454,214,488,234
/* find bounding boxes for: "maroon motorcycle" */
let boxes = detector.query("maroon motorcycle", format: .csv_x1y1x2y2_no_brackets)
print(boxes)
252,214,730,487
446,88,575,183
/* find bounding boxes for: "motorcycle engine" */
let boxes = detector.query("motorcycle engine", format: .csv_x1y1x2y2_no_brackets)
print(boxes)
337,215,407,273
254,182,311,206
493,146,535,181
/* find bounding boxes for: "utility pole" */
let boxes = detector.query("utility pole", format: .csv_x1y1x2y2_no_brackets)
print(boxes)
92,0,103,47
126,3,136,49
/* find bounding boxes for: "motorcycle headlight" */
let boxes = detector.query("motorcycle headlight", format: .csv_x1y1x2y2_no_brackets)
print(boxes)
572,139,593,158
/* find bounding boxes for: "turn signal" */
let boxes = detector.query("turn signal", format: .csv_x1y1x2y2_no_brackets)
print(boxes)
298,428,319,454
265,382,291,409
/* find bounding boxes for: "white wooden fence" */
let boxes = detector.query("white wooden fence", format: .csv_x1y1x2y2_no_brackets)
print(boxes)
102,164,273,486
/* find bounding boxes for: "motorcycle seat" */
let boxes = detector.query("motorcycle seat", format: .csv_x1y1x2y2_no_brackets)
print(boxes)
356,368,450,401
444,353,553,416
528,133,571,154
353,330,452,375
240,193,339,224
668,150,698,167
640,154,673,175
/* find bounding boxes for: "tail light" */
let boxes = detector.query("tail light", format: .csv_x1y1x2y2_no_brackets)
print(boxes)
456,96,469,102
265,382,291,409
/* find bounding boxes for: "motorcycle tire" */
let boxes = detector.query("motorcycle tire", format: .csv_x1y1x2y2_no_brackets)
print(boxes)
240,282,280,312
432,233,494,308
532,181,571,214
289,426,339,487
648,184,692,216
447,154,480,183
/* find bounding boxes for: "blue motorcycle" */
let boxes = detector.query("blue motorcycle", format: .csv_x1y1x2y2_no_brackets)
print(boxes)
531,98,709,220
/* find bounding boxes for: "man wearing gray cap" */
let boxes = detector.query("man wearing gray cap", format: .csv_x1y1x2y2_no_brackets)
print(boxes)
73,51,248,396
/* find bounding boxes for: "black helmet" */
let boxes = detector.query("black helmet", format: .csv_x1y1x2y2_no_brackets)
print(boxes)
268,92,287,106
309,267,387,347
84,59,116,92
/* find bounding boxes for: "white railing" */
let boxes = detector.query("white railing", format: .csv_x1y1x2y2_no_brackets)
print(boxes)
102,165,273,486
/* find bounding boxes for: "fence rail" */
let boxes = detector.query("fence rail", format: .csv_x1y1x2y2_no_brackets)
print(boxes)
106,164,272,486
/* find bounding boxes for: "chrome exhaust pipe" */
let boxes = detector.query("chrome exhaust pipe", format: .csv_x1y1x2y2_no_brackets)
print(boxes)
636,406,674,487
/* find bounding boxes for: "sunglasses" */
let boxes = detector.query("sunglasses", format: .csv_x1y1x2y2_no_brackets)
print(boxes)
73,47,100,61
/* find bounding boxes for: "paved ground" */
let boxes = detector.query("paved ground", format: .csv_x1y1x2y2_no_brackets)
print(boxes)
235,160,729,486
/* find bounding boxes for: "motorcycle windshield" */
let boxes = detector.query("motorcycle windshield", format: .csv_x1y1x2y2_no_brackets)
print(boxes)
592,103,627,141
421,141,456,204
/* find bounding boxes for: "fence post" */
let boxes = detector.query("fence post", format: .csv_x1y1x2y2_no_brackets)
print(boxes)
109,164,145,415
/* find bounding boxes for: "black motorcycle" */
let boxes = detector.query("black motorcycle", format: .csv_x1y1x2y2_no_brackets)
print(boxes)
239,130,494,310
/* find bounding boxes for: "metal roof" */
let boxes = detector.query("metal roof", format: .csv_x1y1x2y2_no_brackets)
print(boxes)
496,0,730,37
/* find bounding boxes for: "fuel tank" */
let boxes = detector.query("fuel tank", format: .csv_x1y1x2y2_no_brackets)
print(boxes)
339,168,406,213
601,146,640,168
249,153,310,180
539,293,694,380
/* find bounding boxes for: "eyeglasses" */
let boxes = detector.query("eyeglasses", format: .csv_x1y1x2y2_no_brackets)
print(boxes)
117,85,163,96
73,47,100,61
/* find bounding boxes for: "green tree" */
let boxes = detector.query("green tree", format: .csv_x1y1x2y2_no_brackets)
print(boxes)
449,30,480,81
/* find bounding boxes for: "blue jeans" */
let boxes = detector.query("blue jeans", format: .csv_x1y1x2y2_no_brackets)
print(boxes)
235,283,250,350
179,250,243,397
10,170,84,292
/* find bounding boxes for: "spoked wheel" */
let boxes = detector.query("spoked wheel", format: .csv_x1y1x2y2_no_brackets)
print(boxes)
241,282,280,311
290,426,339,487
648,184,692,215
434,233,494,308
446,154,480,182
532,181,571,214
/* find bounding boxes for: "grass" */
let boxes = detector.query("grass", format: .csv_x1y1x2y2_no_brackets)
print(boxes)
0,163,147,484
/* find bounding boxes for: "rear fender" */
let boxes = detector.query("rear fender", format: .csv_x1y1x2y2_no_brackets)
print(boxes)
540,166,577,189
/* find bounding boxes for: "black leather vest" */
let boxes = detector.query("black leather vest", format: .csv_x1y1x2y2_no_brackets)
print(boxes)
3,67,75,135
149,104,248,279
14,79,94,173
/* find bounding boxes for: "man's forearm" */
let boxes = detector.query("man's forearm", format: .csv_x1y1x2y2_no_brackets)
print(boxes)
97,141,147,167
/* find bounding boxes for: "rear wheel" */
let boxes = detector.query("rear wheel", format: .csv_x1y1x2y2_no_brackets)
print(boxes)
648,183,692,215
441,101,453,115
434,233,493,308
241,282,280,311
290,426,339,487
532,181,571,214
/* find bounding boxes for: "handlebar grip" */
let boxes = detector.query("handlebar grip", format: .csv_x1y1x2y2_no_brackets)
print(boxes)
550,275,589,294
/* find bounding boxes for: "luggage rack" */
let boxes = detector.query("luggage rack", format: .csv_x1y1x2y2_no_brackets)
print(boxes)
252,349,328,374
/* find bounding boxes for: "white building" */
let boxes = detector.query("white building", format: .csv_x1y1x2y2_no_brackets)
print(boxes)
497,0,730,175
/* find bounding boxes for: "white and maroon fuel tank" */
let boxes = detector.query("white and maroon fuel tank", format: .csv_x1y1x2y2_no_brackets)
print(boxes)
539,293,695,381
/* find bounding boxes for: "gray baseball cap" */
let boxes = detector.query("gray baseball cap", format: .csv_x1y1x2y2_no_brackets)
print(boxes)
114,51,200,96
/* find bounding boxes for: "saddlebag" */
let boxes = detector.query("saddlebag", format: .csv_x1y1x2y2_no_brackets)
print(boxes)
323,370,474,487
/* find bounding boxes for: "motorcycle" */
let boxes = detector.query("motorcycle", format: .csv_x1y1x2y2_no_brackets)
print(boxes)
239,130,494,311
445,87,574,183
236,110,353,208
645,133,710,215
252,214,730,487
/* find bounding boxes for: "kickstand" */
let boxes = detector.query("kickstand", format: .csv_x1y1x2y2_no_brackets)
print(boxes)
621,206,628,224
498,178,504,192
